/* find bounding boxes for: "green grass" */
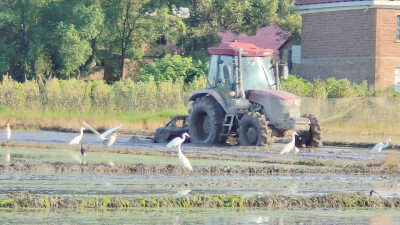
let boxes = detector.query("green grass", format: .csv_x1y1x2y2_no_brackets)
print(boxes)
0,107,187,124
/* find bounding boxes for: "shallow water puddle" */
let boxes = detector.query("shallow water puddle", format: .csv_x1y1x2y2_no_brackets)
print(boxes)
0,208,399,225
0,147,266,167
0,173,399,198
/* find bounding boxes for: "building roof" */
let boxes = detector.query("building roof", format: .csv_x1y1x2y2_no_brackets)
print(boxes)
218,26,287,54
295,0,369,5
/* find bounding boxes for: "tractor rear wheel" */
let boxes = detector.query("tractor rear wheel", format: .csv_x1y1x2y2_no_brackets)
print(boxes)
238,112,271,146
188,96,226,144
296,114,322,147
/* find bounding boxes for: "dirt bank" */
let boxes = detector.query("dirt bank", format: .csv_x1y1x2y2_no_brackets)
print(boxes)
0,160,396,176
1,192,398,209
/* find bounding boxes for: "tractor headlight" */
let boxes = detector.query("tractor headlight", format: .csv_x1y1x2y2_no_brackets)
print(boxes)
293,99,301,107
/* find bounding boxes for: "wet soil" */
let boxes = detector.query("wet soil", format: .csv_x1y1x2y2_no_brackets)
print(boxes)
0,160,395,176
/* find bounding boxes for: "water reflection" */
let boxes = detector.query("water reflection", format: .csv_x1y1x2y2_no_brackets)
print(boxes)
0,208,398,225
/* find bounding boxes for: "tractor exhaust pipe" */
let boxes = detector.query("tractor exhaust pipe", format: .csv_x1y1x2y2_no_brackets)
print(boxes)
236,49,246,99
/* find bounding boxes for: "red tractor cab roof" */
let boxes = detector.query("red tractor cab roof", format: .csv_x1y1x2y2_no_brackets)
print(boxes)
208,42,274,57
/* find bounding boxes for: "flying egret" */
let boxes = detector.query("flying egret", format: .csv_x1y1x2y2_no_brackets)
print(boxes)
167,133,193,171
80,144,87,156
105,132,118,147
69,127,86,145
6,123,11,141
371,138,391,153
280,132,299,155
83,121,123,141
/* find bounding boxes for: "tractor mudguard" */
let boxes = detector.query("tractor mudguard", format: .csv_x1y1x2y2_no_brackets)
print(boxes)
189,89,227,113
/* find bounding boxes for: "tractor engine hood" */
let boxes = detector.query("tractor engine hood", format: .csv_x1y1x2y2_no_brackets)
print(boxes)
248,89,303,126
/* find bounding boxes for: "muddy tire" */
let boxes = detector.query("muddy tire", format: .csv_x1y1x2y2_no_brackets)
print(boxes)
238,112,271,146
296,114,322,148
188,96,226,144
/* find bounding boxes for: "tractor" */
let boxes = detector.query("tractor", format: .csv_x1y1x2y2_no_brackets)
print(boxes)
155,42,322,147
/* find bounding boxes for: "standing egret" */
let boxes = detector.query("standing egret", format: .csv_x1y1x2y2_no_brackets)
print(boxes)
105,132,118,147
71,154,82,165
167,133,193,171
80,144,87,156
69,127,86,145
83,121,123,141
4,152,10,163
6,123,11,141
371,138,391,153
280,132,299,155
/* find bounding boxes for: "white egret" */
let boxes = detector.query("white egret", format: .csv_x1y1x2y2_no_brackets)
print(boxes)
105,132,118,147
280,132,299,155
6,123,11,141
371,138,391,153
80,144,87,156
4,152,10,163
83,121,123,141
167,133,193,171
69,127,86,145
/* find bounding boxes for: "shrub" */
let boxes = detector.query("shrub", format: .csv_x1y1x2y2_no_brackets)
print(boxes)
91,80,114,113
281,75,312,96
326,78,355,98
44,79,62,111
309,79,327,99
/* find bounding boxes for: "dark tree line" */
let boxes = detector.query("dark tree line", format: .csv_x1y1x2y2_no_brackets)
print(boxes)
0,0,300,83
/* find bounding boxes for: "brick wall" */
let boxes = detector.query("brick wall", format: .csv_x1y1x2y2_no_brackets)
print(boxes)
300,7,400,90
302,9,376,58
375,9,400,89
300,8,377,84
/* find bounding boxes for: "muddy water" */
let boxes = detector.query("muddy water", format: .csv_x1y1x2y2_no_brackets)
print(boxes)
1,173,399,198
2,130,400,224
7,130,400,165
0,208,399,224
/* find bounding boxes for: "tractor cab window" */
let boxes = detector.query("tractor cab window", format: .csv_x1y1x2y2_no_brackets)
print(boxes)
207,55,235,89
242,57,275,90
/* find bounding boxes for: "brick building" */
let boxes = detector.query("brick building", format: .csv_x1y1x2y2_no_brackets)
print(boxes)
295,0,400,91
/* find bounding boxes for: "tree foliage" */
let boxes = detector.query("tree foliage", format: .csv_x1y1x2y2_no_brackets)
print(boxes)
139,54,208,84
0,0,301,83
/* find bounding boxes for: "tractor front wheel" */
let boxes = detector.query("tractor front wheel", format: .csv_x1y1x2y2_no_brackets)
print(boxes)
296,114,322,147
238,112,271,146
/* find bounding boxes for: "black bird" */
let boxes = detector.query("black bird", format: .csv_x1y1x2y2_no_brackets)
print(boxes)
80,144,87,156
370,190,382,198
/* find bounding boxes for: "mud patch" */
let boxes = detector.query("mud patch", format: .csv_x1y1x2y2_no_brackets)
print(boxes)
0,161,397,176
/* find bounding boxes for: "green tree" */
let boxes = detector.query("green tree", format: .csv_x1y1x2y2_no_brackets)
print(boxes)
42,0,104,79
150,0,300,54
0,0,41,82
139,54,208,84
0,0,103,82
101,0,154,81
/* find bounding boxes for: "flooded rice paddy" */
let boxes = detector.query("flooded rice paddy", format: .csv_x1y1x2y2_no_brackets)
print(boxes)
0,130,399,224
0,208,399,224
